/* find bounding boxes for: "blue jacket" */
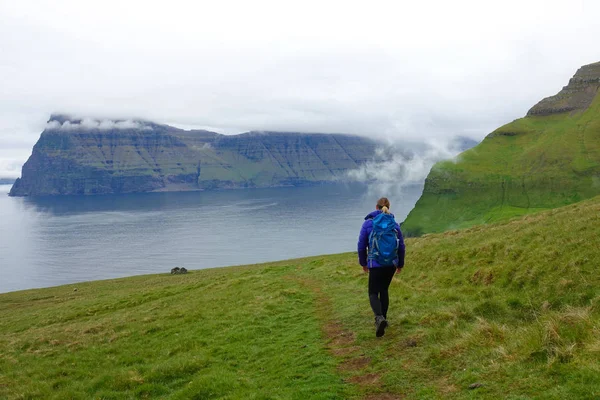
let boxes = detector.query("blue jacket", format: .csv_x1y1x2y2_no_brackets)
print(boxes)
358,210,406,268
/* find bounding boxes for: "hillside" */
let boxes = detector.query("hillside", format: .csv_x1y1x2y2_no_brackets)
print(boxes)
1,196,599,399
9,115,381,196
402,61,600,235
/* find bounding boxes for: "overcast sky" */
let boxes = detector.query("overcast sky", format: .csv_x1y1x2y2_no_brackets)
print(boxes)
1,0,599,177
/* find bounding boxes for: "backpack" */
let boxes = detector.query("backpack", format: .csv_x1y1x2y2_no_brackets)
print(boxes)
368,213,399,266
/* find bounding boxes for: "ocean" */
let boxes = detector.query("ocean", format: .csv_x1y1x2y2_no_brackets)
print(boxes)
0,183,423,293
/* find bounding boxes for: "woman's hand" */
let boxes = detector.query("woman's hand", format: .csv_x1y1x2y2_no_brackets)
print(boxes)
363,266,369,273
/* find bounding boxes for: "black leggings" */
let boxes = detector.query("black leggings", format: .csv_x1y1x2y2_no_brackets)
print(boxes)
368,266,396,318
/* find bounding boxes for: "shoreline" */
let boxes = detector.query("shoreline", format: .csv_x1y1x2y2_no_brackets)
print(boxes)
0,251,357,295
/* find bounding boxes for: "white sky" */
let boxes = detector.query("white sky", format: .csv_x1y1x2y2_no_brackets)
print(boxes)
1,0,599,177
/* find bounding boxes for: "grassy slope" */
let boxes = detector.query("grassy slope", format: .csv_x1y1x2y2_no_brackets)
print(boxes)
402,92,600,236
1,197,600,399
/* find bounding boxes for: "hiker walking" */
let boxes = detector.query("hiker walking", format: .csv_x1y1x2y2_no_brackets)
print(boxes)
357,197,405,337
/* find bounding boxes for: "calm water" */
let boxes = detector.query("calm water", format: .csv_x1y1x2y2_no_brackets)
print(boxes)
0,183,422,293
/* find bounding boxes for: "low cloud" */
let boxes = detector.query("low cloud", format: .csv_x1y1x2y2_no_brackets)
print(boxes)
347,137,473,198
45,119,152,131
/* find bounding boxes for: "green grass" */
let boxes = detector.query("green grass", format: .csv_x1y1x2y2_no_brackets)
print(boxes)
2,196,600,399
403,91,600,235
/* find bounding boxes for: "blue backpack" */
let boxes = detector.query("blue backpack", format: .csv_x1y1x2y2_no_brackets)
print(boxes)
368,213,399,266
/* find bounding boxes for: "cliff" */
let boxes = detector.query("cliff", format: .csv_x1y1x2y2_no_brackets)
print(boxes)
10,115,381,196
527,62,600,116
402,61,600,235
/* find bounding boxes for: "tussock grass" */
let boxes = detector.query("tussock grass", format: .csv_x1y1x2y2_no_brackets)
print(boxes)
1,196,600,399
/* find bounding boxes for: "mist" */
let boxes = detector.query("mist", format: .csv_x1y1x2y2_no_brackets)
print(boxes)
346,137,474,202
45,119,153,131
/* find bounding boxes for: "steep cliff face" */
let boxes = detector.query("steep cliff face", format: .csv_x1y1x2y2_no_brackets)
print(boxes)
402,61,600,236
528,62,600,116
10,115,381,196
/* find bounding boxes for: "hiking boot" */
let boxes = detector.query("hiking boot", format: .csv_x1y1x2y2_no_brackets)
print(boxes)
375,315,388,337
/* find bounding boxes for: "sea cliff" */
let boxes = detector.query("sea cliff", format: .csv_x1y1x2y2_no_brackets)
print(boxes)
10,115,381,196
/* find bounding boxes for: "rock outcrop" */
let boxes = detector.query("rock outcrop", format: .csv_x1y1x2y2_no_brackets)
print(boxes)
527,62,600,116
10,115,382,196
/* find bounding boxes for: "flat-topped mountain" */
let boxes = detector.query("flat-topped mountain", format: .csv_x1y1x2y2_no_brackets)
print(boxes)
9,115,382,196
403,61,600,235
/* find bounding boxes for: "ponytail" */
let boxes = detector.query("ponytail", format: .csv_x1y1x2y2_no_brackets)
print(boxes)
376,197,391,213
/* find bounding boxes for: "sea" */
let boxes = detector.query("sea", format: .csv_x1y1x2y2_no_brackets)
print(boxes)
0,183,423,294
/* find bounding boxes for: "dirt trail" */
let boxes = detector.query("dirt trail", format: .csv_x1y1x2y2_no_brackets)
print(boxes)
290,275,404,400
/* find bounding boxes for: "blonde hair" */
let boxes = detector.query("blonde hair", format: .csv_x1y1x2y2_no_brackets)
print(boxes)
377,197,391,214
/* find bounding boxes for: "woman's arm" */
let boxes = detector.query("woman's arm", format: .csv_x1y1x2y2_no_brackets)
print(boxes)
357,221,369,267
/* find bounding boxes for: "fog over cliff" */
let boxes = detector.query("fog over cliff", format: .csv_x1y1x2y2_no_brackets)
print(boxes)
348,137,476,199
1,0,600,178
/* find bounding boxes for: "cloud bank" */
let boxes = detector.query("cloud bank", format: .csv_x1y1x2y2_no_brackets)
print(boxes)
348,141,460,186
45,119,152,131
347,138,473,199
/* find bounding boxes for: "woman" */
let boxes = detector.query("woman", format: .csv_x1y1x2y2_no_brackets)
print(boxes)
357,197,405,337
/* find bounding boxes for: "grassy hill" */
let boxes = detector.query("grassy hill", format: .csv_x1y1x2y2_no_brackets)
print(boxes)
402,61,600,236
1,196,599,399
